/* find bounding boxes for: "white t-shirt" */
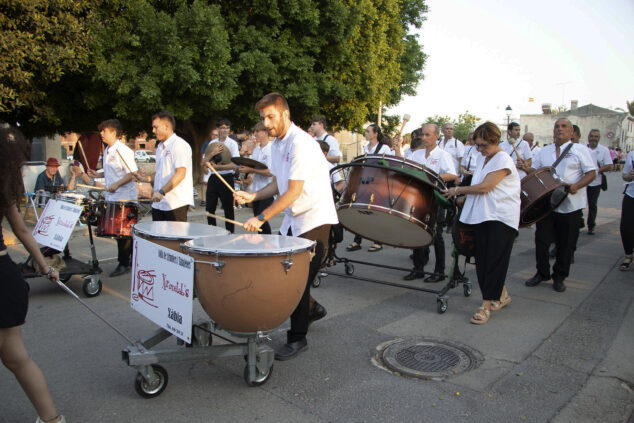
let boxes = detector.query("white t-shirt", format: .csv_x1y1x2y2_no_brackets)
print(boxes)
587,144,612,187
153,133,194,211
623,151,634,199
437,138,465,171
459,151,521,230
532,141,596,213
364,142,393,155
250,142,274,192
270,123,338,236
410,146,457,177
316,134,342,159
460,145,479,173
103,140,138,202
209,137,240,175
404,147,413,160
500,139,532,179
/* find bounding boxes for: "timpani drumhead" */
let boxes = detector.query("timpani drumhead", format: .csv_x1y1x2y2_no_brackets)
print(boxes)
184,233,314,255
133,222,229,252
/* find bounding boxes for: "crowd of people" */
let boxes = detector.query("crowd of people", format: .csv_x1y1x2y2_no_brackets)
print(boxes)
2,94,633,421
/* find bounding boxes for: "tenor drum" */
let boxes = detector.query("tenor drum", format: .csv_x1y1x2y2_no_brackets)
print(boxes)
336,154,446,248
520,167,569,227
96,201,139,238
133,221,229,252
183,234,314,333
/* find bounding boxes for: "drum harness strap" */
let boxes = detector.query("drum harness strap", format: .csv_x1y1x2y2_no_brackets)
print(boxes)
551,143,574,176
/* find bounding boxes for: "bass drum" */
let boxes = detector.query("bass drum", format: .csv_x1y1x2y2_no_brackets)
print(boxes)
336,154,446,248
520,167,569,227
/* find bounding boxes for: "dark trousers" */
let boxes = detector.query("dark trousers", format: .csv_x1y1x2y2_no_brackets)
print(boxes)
535,210,582,281
206,173,235,233
286,224,330,343
151,205,189,222
586,185,601,230
252,198,274,235
412,208,445,273
473,221,516,300
621,195,634,255
117,238,132,266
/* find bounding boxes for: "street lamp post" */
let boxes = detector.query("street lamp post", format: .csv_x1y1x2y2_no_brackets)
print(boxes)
505,105,512,126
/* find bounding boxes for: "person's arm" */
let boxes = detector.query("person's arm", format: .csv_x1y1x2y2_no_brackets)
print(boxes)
67,172,77,191
242,179,303,231
568,170,596,194
34,173,45,192
107,173,135,193
238,165,272,177
152,167,186,202
6,203,59,282
440,173,457,182
444,168,510,197
327,154,341,163
335,180,345,192
234,177,279,205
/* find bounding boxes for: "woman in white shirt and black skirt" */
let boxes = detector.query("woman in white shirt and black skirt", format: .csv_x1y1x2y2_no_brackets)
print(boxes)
443,122,521,325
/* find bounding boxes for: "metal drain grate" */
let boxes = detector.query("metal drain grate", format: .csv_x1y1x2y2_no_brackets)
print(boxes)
380,338,483,379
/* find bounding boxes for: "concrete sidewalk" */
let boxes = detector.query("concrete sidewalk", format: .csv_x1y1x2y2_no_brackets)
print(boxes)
0,171,632,423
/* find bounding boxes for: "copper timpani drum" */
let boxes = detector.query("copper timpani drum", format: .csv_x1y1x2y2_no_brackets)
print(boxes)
335,154,447,248
132,221,229,252
183,234,315,334
96,201,139,238
519,167,569,227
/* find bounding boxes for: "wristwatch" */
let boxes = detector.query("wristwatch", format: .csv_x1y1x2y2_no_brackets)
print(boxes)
257,214,265,222
159,188,166,196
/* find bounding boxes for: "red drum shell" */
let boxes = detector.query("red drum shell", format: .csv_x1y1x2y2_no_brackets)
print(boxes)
337,154,445,248
519,167,569,227
96,201,139,238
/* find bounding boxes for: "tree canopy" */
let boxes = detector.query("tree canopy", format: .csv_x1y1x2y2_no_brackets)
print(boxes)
424,111,480,141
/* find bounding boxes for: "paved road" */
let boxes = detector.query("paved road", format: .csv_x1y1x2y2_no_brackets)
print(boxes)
1,171,632,422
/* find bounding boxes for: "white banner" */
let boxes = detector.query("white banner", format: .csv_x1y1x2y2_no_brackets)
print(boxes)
32,199,83,250
130,236,194,343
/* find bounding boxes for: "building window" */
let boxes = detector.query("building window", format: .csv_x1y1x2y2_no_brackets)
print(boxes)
139,143,145,149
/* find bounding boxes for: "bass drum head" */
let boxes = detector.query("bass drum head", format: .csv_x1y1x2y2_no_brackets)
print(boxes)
519,186,569,227
337,206,433,248
452,220,476,258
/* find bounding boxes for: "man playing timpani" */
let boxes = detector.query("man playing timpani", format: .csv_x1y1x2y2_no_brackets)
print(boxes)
234,92,338,361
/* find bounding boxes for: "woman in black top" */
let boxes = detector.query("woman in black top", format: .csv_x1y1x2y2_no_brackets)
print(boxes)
0,127,66,423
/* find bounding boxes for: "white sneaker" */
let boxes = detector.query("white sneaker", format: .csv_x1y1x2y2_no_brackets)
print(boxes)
36,415,66,423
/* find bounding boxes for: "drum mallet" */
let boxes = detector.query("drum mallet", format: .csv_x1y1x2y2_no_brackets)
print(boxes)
115,149,136,175
55,280,136,345
398,114,411,137
205,211,262,232
77,183,105,190
206,163,238,194
509,138,525,168
76,139,91,172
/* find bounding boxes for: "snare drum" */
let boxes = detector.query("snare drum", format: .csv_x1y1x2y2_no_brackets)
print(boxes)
183,234,315,333
337,154,446,248
35,191,53,208
133,221,229,252
520,167,569,227
96,201,139,238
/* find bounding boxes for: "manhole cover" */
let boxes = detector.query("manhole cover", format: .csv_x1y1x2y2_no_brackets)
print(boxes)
380,338,483,379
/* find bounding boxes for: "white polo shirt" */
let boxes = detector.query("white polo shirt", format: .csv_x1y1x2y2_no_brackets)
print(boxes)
153,133,194,211
411,146,457,177
587,144,612,187
103,140,138,202
460,145,480,173
459,151,521,230
437,138,465,171
209,137,240,175
532,141,596,213
364,142,393,155
250,142,274,192
500,139,532,179
270,123,338,236
316,133,342,159
623,151,634,198
530,144,542,159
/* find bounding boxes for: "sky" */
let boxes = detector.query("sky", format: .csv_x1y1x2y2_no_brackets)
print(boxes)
388,0,634,131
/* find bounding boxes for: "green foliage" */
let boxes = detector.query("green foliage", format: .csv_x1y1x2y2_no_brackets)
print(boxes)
552,105,569,115
0,0,93,127
424,115,452,130
424,111,480,141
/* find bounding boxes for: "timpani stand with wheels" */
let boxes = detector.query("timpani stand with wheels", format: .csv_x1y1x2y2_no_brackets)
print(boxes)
318,155,472,314
121,234,315,396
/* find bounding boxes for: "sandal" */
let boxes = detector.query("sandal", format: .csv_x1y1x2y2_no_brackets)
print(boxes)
470,307,490,325
368,244,383,252
620,255,633,271
346,242,362,252
490,295,512,311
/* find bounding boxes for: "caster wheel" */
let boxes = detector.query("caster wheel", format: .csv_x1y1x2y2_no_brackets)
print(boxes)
135,365,168,398
463,284,472,297
437,299,448,314
82,278,102,297
243,363,273,387
345,263,354,275
312,276,321,288
59,274,72,283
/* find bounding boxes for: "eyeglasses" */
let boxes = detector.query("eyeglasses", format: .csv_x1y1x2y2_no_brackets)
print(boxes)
475,143,488,149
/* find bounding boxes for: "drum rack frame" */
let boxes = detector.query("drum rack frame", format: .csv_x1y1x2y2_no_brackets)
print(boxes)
317,247,472,314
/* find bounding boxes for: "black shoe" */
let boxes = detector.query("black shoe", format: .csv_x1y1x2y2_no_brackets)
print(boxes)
274,339,308,361
424,273,446,283
553,279,566,292
109,264,130,277
587,228,595,235
525,273,549,287
403,271,424,281
308,302,327,327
